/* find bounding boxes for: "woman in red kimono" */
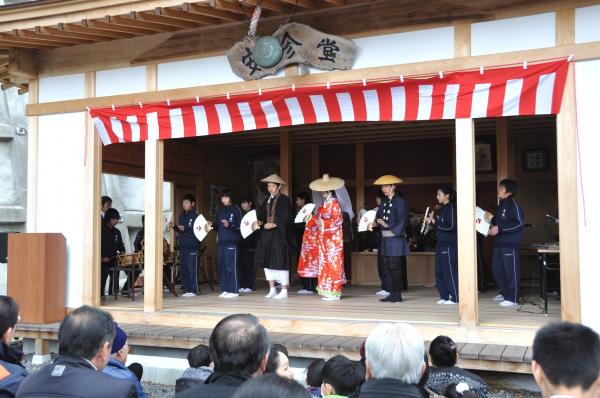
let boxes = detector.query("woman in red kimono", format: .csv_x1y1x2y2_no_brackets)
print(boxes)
308,174,347,301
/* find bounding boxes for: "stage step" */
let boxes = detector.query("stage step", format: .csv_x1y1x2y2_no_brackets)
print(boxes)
16,322,533,374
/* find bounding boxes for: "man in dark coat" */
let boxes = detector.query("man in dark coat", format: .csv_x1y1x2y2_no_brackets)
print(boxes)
101,208,125,298
254,174,292,300
16,306,135,398
352,323,427,398
0,296,27,397
175,314,270,398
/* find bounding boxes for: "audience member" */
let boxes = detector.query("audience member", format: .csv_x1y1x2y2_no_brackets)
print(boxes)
355,323,427,398
103,323,147,398
231,373,312,398
175,313,270,398
265,344,293,379
443,383,478,398
426,336,487,398
305,358,325,397
176,344,214,393
16,306,135,398
0,296,27,397
532,322,600,398
321,355,363,397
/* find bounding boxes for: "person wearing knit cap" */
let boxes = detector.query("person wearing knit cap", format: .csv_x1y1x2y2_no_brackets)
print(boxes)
103,323,148,398
206,189,243,298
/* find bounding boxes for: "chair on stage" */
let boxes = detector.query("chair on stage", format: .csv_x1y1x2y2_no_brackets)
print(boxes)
112,252,143,301
164,249,179,297
197,243,215,292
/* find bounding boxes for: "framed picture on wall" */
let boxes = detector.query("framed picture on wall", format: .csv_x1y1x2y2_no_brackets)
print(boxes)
475,143,493,171
523,148,548,171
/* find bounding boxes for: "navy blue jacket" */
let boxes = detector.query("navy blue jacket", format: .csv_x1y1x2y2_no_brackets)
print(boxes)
177,209,200,251
213,205,242,246
376,194,410,257
101,224,125,260
0,342,27,397
16,355,135,398
435,202,457,246
493,196,525,249
103,358,147,398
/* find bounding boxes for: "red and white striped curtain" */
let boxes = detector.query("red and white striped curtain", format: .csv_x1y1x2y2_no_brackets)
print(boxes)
91,59,569,146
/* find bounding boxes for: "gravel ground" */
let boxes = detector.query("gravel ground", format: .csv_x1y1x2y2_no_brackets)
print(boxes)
22,353,538,398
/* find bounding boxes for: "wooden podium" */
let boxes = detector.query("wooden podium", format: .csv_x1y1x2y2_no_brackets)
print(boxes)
7,233,67,323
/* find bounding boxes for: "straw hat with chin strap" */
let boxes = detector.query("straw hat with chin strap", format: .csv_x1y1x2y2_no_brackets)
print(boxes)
260,174,287,185
309,174,345,192
373,175,404,185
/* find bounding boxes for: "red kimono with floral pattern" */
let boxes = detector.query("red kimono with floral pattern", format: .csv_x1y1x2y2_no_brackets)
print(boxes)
297,216,319,278
315,197,346,297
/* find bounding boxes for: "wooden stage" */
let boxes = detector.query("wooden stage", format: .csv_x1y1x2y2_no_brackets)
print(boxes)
101,285,560,347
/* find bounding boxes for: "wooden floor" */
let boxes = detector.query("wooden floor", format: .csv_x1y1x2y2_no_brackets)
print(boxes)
101,285,560,346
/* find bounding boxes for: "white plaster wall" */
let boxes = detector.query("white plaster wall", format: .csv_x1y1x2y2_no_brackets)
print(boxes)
309,27,454,74
38,73,85,103
471,13,556,56
96,66,146,97
36,112,86,308
157,56,243,90
575,5,600,44
575,59,600,333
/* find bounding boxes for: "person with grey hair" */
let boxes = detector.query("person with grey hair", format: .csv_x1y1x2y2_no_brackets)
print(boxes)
16,306,136,398
354,323,427,398
175,313,271,398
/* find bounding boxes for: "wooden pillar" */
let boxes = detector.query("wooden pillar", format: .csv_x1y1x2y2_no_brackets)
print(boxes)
555,7,580,322
83,71,101,307
26,78,39,232
454,21,471,58
455,119,478,326
496,118,509,183
144,138,164,312
144,63,163,312
280,130,292,195
556,66,581,322
169,182,176,251
355,143,365,212
311,144,320,180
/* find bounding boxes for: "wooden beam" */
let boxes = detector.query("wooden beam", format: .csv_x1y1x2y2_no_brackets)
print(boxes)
26,78,38,232
355,142,365,213
65,22,136,39
5,31,74,47
8,48,37,78
134,11,203,29
15,29,95,45
311,144,319,180
85,18,156,35
0,36,58,50
323,0,345,4
455,118,478,327
556,64,581,323
17,83,28,95
242,0,286,13
180,3,243,22
36,26,106,43
83,71,102,307
208,0,248,15
280,0,319,9
556,8,575,47
280,130,292,196
496,118,508,182
144,138,165,312
112,14,178,32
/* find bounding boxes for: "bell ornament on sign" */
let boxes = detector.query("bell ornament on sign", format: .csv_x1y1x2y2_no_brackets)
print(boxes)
252,36,283,68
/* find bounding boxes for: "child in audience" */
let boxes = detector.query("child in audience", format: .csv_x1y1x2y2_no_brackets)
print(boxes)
305,358,325,397
182,344,213,382
320,355,363,398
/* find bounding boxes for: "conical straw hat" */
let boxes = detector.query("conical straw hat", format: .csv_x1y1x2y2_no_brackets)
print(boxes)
260,174,286,185
373,175,404,185
309,174,345,192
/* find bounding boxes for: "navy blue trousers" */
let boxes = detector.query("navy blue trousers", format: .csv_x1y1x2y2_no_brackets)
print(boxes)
492,247,521,303
218,244,238,293
180,249,198,294
377,249,389,291
435,244,459,302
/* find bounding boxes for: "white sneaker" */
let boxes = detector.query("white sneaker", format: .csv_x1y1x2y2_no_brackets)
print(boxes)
183,292,196,297
493,294,505,302
321,296,340,301
224,292,239,298
375,290,390,296
273,290,288,300
219,292,229,298
297,289,314,295
265,289,277,299
436,299,447,304
239,288,252,293
443,300,457,305
499,300,518,307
